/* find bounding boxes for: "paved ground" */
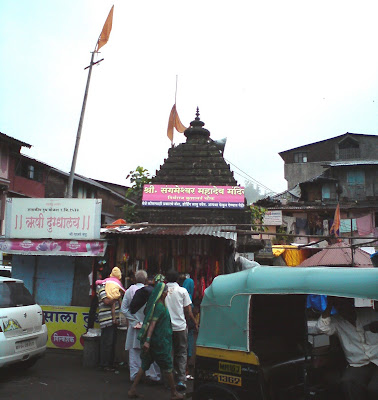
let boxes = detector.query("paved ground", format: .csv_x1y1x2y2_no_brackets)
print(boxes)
0,349,193,400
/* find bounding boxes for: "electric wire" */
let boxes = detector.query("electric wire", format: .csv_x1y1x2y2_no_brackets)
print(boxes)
225,158,277,194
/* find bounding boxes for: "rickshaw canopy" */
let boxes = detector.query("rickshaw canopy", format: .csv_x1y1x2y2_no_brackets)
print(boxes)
197,266,378,352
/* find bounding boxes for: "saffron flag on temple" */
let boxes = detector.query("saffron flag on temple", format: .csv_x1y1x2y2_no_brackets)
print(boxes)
97,5,114,51
330,203,340,237
167,104,187,143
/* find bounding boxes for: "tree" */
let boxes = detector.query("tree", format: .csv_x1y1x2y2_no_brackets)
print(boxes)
249,205,267,231
244,181,266,205
123,166,151,222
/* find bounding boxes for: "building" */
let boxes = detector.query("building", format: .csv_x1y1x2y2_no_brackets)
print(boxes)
0,131,132,235
279,132,378,191
0,131,133,350
104,110,264,300
257,133,378,253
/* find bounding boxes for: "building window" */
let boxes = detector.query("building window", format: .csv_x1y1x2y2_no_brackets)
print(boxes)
77,186,87,199
322,184,331,199
28,165,35,179
347,171,365,185
16,161,43,182
294,152,308,163
339,138,360,159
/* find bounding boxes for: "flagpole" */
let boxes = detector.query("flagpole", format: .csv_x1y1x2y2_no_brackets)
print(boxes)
66,51,96,198
171,75,178,147
66,4,113,198
175,74,178,104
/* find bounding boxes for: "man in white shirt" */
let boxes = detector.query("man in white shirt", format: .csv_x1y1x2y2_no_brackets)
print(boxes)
165,270,198,392
121,270,160,383
316,297,378,400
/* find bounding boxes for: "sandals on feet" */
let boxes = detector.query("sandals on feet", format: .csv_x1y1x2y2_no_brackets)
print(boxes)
171,394,184,400
128,391,144,399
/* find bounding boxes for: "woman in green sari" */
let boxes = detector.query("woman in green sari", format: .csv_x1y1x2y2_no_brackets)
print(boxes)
128,282,183,400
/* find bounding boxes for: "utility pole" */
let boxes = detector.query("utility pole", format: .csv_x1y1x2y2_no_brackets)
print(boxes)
66,5,114,198
66,51,96,198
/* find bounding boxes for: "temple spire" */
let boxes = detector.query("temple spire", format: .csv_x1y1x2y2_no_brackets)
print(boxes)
184,108,210,140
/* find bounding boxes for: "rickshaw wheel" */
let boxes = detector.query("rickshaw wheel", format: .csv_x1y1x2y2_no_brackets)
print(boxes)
194,383,240,400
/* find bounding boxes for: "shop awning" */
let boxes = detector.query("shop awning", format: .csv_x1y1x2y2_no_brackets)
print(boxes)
102,225,237,241
0,238,107,256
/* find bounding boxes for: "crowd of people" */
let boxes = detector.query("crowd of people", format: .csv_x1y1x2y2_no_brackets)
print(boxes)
92,266,199,399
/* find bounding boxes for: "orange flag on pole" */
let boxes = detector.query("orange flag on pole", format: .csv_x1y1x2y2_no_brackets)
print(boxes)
330,203,340,237
167,104,187,143
97,5,114,51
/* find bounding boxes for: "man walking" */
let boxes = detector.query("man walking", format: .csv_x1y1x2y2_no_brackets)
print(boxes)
165,270,198,391
121,270,160,383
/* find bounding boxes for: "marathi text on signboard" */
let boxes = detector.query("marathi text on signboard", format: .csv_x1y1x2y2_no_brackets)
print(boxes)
263,210,283,226
142,184,245,209
5,198,102,240
42,306,100,350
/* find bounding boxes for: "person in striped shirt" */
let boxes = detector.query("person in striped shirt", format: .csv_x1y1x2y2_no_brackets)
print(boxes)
97,275,121,371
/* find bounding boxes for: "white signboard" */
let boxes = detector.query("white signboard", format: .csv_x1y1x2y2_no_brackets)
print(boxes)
263,210,283,226
5,198,102,240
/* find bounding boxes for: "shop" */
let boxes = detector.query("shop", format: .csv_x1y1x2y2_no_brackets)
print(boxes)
2,197,105,350
104,225,237,302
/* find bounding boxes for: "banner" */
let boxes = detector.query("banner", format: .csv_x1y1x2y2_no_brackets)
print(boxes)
42,306,99,350
5,198,102,240
142,184,245,209
0,239,106,256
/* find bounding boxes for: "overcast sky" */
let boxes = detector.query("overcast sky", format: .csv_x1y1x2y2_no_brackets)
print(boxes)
1,0,378,194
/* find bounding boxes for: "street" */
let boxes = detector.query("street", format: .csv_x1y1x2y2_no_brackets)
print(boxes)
0,349,193,400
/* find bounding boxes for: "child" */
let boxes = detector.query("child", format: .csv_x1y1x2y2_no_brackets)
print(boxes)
96,266,126,324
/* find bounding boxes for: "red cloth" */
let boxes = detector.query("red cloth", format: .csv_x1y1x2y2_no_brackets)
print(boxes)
356,214,373,236
200,277,206,298
106,219,127,228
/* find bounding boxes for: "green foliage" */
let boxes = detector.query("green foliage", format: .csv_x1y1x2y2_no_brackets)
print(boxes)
273,225,290,245
249,205,267,231
123,166,151,223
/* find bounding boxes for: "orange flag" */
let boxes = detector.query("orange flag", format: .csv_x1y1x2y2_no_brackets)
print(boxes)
330,203,340,237
167,104,187,142
97,5,114,51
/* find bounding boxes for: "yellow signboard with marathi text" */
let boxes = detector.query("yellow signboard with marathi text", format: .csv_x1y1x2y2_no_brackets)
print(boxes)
42,305,99,350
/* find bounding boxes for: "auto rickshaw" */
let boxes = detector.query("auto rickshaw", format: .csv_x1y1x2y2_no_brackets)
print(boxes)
193,266,378,400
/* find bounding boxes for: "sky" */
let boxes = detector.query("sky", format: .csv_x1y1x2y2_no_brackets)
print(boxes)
1,0,378,195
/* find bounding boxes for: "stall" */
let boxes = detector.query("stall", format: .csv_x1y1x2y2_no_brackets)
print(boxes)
104,224,237,302
1,197,106,350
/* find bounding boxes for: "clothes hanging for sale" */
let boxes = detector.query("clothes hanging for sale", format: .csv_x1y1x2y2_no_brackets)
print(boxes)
283,216,296,234
295,218,309,234
323,220,329,236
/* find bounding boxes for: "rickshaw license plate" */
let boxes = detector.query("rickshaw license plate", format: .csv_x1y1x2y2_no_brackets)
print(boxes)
216,373,242,387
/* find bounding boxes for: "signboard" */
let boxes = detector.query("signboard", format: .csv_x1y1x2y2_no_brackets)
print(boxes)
5,198,102,240
0,239,106,256
142,184,245,209
263,210,283,226
42,306,99,350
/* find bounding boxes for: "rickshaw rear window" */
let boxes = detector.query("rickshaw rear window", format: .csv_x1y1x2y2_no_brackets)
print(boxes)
250,294,307,364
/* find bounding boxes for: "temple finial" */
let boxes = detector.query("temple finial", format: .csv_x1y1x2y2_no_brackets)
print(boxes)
195,107,200,120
